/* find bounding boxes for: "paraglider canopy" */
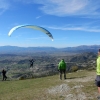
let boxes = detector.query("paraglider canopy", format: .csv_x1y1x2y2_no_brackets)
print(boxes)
8,25,54,41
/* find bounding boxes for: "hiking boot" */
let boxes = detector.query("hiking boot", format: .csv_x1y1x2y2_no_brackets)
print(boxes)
60,78,62,80
64,78,67,79
97,96,100,100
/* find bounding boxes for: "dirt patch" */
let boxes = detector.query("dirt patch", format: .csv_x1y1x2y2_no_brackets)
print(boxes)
47,83,87,100
47,71,97,100
48,84,70,95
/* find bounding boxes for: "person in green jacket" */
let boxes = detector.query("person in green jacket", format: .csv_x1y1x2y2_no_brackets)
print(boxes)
95,49,100,99
58,59,66,80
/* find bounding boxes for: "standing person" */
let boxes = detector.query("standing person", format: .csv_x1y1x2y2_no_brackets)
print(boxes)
2,69,7,81
95,49,100,99
58,59,66,80
29,59,34,68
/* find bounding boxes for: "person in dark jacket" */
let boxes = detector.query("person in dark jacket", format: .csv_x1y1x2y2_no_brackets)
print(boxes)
58,59,66,80
2,69,7,81
29,59,34,68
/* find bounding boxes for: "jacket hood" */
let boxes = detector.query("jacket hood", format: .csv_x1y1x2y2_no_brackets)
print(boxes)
61,59,64,61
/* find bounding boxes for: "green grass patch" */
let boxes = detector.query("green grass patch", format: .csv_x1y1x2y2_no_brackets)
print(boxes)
0,70,98,100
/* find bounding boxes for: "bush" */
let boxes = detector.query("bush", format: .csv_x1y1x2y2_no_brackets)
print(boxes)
71,66,78,72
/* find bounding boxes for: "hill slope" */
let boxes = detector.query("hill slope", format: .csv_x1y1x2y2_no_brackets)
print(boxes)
0,70,98,100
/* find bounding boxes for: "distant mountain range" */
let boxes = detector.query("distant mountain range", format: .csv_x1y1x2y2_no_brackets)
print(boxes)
0,45,100,54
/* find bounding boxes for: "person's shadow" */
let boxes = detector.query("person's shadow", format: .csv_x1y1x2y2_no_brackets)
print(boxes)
66,76,86,79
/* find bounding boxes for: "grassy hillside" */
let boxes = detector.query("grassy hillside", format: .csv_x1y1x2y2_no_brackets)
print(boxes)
0,70,98,100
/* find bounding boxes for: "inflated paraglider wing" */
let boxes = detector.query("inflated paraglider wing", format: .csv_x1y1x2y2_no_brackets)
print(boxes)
25,25,53,41
8,25,23,36
8,25,53,41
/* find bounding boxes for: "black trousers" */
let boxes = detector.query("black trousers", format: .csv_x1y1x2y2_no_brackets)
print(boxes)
2,75,7,81
95,75,100,87
59,69,66,79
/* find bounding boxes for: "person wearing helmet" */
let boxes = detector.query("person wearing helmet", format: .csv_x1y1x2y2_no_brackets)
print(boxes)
58,59,66,80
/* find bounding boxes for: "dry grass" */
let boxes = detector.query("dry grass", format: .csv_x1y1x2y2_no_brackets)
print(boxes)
0,70,98,100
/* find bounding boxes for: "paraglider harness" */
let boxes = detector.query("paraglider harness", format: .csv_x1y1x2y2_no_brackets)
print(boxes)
29,59,34,68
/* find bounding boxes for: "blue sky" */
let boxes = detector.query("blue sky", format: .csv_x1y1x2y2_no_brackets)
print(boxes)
0,0,100,48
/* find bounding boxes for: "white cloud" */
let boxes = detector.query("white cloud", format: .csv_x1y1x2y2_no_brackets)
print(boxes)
26,36,48,41
39,0,88,15
1,0,100,17
54,37,68,41
47,25,100,32
31,0,100,17
0,0,10,14
14,35,22,38
36,16,42,19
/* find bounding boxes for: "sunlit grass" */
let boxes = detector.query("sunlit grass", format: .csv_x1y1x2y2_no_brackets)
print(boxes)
0,70,98,100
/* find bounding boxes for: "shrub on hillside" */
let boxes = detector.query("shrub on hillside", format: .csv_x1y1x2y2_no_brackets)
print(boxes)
70,66,78,72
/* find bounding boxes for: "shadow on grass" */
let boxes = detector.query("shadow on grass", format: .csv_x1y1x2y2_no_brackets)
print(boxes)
66,76,86,79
